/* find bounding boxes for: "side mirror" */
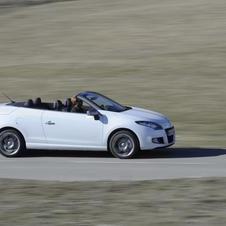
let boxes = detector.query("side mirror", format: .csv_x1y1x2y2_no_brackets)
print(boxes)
87,109,100,120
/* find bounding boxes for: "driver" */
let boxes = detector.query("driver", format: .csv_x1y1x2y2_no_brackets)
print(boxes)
71,96,84,113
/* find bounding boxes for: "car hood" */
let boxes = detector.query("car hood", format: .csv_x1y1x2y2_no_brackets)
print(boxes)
122,107,172,128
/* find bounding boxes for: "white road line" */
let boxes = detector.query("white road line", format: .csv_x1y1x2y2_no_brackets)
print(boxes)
0,159,215,165
67,161,216,165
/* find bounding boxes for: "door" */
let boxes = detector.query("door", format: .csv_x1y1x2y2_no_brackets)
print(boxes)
42,110,104,148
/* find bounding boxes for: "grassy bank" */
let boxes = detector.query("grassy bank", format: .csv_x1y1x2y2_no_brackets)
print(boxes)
0,178,226,225
0,0,226,147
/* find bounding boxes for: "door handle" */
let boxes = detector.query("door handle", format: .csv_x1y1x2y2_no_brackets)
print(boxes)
45,121,55,125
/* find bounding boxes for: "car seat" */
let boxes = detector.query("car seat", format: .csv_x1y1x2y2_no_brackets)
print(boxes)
64,98,72,112
53,100,63,111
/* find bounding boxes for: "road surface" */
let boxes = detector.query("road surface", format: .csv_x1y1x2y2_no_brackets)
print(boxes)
0,148,226,181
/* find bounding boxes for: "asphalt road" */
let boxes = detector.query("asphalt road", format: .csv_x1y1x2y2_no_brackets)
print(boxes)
0,148,226,181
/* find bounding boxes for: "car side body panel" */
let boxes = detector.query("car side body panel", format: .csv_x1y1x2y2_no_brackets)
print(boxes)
41,110,105,150
0,106,46,147
99,109,174,150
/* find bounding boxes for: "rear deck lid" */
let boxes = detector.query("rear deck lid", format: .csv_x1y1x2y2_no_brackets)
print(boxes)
0,103,17,115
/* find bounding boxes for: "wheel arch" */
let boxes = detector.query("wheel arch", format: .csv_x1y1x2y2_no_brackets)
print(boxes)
0,127,26,147
107,128,140,151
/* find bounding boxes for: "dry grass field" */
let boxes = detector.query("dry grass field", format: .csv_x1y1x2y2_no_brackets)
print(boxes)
0,0,226,147
1,178,226,226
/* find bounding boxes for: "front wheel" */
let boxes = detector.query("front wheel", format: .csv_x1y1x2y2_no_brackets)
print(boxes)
0,129,25,157
109,130,139,159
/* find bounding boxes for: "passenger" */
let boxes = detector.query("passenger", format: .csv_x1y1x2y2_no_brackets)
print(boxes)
71,96,84,113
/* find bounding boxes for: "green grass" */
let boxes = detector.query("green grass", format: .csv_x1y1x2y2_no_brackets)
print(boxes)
0,0,226,147
1,178,226,225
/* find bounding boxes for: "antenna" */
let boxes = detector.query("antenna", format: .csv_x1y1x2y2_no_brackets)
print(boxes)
1,92,15,103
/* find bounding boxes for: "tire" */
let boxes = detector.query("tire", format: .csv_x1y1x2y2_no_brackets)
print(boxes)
0,129,25,157
109,130,139,159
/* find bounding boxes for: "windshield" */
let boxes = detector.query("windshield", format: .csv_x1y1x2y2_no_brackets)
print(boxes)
81,92,130,112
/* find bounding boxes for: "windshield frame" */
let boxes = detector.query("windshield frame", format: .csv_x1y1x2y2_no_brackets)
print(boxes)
77,91,130,113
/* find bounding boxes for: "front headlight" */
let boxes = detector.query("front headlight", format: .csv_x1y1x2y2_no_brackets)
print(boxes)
135,121,163,130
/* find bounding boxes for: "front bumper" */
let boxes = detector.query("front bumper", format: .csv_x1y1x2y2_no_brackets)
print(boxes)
139,126,175,150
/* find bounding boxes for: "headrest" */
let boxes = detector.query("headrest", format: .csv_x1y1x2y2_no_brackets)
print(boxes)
34,97,41,106
24,99,34,107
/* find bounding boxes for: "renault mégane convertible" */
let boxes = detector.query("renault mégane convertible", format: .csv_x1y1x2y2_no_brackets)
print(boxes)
0,91,175,159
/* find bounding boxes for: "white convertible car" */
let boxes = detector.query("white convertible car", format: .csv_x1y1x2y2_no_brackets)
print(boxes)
0,91,175,159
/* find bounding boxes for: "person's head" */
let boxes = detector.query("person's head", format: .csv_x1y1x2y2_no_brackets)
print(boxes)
71,96,77,106
71,96,83,107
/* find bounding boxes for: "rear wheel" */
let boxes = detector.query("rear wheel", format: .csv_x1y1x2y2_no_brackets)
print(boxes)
0,129,25,157
109,130,139,159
